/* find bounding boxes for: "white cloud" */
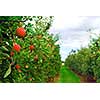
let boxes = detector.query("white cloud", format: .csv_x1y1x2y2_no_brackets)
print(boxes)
50,16,87,31
49,16,100,61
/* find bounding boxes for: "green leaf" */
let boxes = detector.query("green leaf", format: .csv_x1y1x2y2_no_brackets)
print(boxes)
4,64,11,78
0,46,9,52
0,60,2,64
2,53,10,57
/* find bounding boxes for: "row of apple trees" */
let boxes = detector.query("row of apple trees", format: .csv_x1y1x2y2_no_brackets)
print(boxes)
65,35,100,82
0,16,62,83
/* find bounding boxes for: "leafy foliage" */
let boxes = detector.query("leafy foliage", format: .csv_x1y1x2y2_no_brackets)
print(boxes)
65,34,100,82
0,16,61,83
65,48,91,76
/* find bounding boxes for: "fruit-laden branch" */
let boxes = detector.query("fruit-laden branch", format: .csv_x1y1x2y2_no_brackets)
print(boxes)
0,19,27,23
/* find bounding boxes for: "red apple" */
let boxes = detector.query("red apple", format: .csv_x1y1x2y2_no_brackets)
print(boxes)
29,45,35,51
13,43,21,52
10,51,14,56
15,64,21,69
16,27,26,38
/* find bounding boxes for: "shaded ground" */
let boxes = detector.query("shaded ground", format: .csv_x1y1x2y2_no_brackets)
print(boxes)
69,68,96,83
74,73,96,83
49,66,96,83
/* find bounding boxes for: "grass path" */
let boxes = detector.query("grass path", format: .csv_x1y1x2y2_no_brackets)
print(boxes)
57,66,80,83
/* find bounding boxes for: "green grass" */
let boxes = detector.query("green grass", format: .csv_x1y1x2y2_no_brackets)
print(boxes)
57,66,80,83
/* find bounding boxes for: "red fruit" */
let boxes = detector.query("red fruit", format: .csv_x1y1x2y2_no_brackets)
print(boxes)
29,78,32,81
16,27,26,38
13,43,21,52
10,51,14,56
15,64,21,69
29,45,35,50
18,69,22,73
34,55,38,61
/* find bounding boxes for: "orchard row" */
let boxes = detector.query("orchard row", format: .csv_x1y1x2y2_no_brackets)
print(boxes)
65,34,100,82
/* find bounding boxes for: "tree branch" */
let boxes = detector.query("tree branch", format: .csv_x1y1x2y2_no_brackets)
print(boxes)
0,19,27,24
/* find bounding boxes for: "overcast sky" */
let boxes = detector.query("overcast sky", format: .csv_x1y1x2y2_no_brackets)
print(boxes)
49,16,100,61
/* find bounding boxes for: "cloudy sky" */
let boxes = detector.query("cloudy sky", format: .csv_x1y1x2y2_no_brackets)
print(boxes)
49,16,100,61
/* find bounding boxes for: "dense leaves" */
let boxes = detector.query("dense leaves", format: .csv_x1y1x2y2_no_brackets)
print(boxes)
89,36,100,81
65,48,91,76
65,35,100,82
0,16,61,83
